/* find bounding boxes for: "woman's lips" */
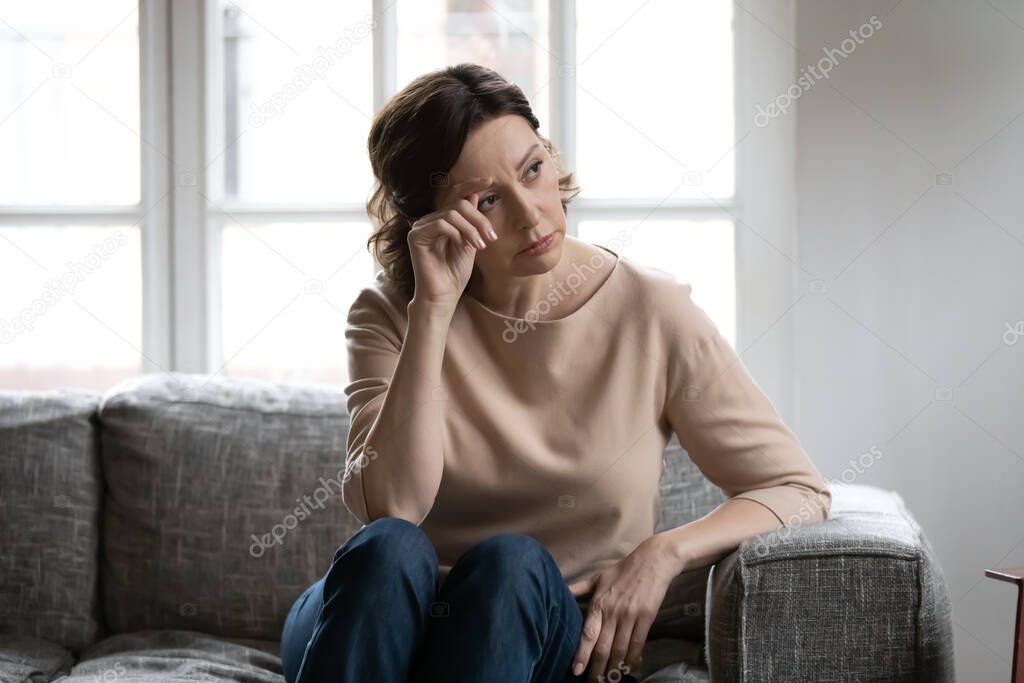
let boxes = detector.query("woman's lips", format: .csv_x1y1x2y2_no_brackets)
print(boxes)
519,232,555,255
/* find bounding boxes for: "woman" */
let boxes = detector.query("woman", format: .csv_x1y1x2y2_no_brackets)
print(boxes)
281,63,832,683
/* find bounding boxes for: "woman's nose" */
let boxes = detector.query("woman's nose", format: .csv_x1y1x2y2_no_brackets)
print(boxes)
509,191,542,231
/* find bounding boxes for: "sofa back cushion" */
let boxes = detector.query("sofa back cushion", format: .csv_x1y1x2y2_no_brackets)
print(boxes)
97,373,362,642
657,435,727,533
0,389,104,656
96,372,724,642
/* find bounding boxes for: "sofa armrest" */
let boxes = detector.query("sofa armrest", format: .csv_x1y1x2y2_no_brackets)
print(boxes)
704,483,954,682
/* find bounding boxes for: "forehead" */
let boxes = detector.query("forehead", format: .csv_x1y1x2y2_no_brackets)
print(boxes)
448,114,540,182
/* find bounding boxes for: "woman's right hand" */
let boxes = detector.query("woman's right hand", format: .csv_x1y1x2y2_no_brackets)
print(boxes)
406,176,499,312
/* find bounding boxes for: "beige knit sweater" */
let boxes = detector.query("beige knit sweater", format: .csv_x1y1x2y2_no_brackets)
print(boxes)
342,244,832,586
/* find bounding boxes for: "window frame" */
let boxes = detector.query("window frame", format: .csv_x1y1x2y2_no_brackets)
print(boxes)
1,0,799,422
0,0,174,378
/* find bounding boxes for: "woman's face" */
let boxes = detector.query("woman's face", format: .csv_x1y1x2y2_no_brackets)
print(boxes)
438,113,566,278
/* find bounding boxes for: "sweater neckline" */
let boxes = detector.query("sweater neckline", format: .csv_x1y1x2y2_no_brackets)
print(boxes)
460,244,621,324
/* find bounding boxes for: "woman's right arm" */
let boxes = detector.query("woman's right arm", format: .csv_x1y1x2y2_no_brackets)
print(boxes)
342,176,497,525
354,300,454,524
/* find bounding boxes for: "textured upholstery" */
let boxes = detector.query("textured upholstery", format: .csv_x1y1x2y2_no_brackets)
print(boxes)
0,634,75,683
657,434,728,533
0,390,104,656
0,373,954,682
53,630,281,682
96,372,362,642
706,484,955,682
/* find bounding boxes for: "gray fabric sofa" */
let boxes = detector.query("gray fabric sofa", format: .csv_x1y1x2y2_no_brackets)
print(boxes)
0,372,955,682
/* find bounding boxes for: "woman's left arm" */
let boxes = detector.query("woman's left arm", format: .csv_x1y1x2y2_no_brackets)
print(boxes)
652,496,790,573
570,281,833,682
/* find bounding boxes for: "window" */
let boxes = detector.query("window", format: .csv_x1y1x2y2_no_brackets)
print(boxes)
2,0,744,392
395,0,551,132
574,0,736,344
215,0,377,384
0,0,144,390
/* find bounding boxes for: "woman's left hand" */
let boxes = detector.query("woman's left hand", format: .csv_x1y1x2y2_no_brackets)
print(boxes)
567,535,681,682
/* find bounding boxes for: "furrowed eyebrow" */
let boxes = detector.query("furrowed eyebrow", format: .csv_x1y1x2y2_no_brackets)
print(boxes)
514,142,542,172
459,143,542,189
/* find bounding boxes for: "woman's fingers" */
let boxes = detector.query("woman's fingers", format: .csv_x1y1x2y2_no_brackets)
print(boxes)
443,176,497,243
586,612,618,683
456,196,498,244
435,176,493,215
433,221,475,256
607,618,635,682
419,179,497,249
405,175,497,305
624,615,653,678
444,175,493,200
409,215,471,254
568,573,597,597
442,204,488,249
572,608,602,678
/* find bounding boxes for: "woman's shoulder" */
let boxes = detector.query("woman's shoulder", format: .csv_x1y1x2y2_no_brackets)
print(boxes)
347,270,410,335
605,252,717,339
354,270,407,306
597,247,694,305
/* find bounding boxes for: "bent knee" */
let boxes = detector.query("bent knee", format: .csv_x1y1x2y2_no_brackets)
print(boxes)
335,516,437,567
461,532,554,577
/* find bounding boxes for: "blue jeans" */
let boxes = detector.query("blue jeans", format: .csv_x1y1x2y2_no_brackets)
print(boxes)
280,517,631,683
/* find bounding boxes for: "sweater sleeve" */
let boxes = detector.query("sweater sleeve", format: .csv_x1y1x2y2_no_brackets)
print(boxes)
663,281,832,527
342,282,404,525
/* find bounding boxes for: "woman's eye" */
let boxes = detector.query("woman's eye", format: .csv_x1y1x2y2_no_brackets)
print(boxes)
477,162,542,211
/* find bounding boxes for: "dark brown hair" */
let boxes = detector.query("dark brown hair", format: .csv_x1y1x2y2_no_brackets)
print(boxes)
364,62,581,302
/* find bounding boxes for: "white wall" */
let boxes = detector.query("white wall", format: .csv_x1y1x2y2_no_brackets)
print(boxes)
791,0,1024,680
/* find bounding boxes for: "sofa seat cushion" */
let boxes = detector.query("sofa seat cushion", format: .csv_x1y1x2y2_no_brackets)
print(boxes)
640,659,710,682
0,634,75,682
62,630,282,682
56,629,706,683
633,639,710,681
